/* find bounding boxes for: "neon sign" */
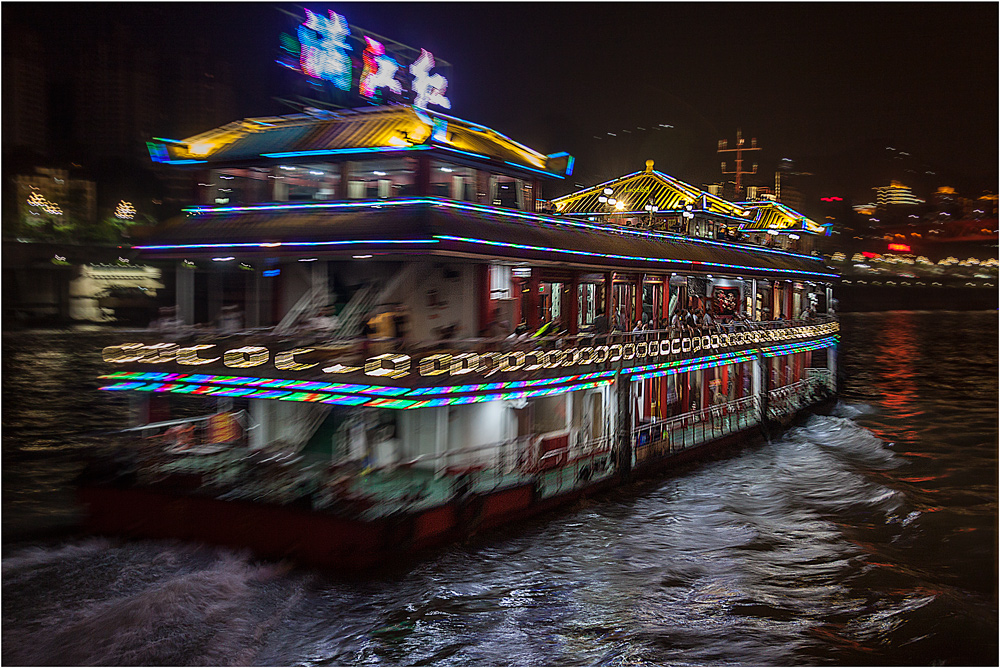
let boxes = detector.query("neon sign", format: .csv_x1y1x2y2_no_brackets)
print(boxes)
298,9,352,91
283,8,451,109
410,49,451,109
360,37,402,98
888,243,911,252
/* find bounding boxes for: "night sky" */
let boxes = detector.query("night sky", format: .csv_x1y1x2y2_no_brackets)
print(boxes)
6,2,998,204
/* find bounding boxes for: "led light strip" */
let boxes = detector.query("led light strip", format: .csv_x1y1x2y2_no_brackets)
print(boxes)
133,238,438,251
99,379,613,409
434,235,839,279
98,369,618,397
631,353,758,382
762,336,839,358
260,145,433,159
622,349,749,376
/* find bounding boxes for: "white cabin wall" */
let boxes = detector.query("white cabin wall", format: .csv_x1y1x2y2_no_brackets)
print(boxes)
446,401,508,466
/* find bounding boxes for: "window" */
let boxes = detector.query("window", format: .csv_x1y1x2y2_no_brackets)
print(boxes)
489,174,527,210
429,161,476,201
346,158,417,199
210,168,270,204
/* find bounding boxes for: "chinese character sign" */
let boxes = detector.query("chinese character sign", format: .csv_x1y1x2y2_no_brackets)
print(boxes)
360,37,402,98
282,8,452,110
410,49,450,109
298,9,352,91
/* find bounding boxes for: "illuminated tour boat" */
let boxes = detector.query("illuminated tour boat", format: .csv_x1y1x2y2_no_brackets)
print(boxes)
79,8,840,568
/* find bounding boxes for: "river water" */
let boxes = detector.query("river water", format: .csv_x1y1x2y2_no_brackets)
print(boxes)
2,311,996,666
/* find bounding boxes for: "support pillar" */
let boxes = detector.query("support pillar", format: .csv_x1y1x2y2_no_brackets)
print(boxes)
208,270,223,327
603,272,613,320
246,271,261,328
177,261,195,325
477,264,490,335
827,345,838,392
755,352,769,425
635,276,643,325
249,399,269,449
568,272,579,335
614,372,633,479
527,270,540,330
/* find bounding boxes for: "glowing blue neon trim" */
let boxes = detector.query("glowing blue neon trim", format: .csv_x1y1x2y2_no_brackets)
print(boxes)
434,235,839,278
434,145,491,161
503,161,564,179
260,145,431,158
566,156,575,176
133,239,438,251
184,197,429,215
162,159,207,165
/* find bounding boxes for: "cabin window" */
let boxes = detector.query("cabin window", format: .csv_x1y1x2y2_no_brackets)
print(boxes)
489,174,527,210
209,168,270,205
280,164,340,201
429,161,476,201
347,158,416,199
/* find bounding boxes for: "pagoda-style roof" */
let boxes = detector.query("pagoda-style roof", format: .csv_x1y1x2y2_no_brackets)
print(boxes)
736,201,829,235
133,198,834,280
550,161,747,219
550,162,827,235
148,105,573,178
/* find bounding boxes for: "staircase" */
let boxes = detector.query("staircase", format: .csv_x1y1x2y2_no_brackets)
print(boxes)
331,281,381,340
329,264,422,340
274,284,327,335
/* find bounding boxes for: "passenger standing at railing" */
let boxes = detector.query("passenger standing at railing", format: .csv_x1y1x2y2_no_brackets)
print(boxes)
701,308,714,333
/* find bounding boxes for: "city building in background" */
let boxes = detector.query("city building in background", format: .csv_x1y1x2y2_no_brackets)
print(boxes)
13,168,97,233
874,180,925,210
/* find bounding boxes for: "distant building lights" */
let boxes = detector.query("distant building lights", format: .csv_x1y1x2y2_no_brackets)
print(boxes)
353,254,373,259
212,256,235,262
309,170,325,176
373,171,386,176
114,200,137,220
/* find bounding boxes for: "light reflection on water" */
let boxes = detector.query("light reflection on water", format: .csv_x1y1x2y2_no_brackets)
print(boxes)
2,312,997,666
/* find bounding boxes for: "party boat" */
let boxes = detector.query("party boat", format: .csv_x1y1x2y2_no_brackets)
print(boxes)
80,104,839,568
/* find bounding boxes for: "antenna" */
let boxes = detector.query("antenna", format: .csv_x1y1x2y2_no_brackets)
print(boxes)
717,129,761,197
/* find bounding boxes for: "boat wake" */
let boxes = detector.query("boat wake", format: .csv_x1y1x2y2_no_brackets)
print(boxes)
2,541,306,666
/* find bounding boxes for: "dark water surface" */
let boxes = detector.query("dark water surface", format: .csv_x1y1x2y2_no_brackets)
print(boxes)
2,312,997,666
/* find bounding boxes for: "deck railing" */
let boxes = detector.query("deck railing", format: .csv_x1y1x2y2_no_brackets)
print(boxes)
631,394,762,459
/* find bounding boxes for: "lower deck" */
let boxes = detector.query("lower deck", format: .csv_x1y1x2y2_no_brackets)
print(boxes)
85,369,834,526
